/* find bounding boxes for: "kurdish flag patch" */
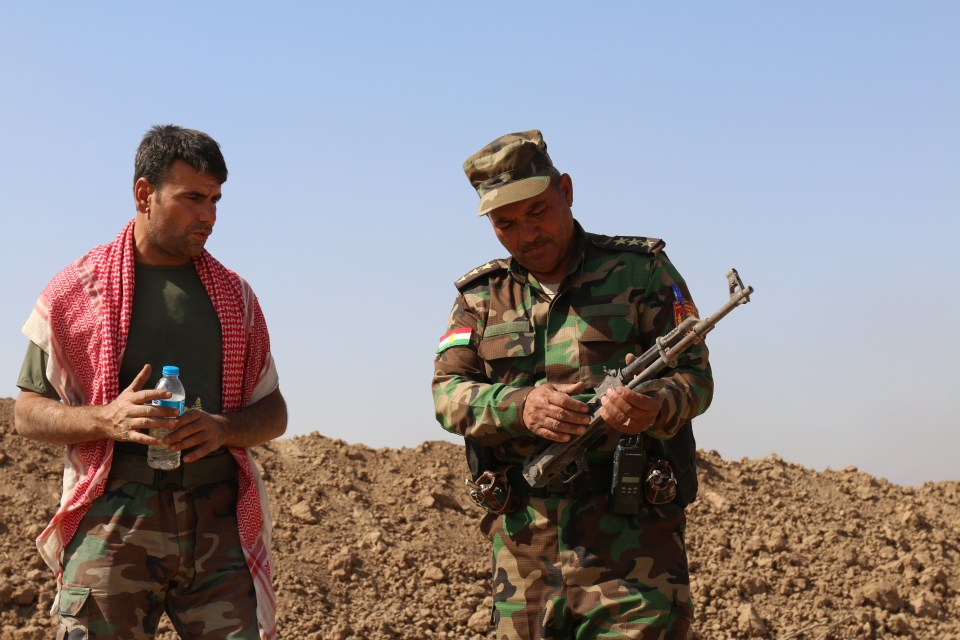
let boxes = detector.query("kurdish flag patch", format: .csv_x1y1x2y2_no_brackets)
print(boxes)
437,327,472,353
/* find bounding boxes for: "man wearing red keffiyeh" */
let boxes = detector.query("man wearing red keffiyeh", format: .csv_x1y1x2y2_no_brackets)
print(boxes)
14,125,287,639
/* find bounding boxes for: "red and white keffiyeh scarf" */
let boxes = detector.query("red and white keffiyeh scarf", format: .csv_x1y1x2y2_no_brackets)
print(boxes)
22,219,279,639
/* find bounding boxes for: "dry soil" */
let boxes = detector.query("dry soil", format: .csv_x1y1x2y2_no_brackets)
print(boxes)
0,398,957,639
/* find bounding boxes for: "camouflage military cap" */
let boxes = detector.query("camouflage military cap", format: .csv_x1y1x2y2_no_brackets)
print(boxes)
463,129,559,216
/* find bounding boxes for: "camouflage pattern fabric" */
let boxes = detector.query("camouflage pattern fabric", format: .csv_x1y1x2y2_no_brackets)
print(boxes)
463,130,559,215
463,129,556,197
432,221,712,638
433,221,713,464
57,477,258,639
480,496,692,639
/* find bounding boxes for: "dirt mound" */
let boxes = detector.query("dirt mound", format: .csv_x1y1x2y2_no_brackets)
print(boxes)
1,397,957,639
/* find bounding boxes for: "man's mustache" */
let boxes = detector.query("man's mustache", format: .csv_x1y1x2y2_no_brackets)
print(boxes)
519,238,548,252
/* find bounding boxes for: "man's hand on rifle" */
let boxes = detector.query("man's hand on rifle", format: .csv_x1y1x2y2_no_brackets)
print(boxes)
599,353,664,435
599,385,662,435
522,383,590,442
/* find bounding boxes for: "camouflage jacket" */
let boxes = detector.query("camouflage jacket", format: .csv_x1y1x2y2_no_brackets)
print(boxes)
432,221,713,466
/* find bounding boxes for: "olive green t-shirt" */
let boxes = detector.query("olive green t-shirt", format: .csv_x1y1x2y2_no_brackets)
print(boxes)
18,262,224,416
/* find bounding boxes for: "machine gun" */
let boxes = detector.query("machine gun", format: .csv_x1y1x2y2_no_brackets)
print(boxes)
521,268,754,489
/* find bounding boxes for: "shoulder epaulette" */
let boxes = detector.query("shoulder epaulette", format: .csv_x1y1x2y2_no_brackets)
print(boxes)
454,258,509,291
590,234,665,255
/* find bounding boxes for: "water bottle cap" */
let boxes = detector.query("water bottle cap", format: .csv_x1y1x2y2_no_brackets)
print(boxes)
161,365,180,376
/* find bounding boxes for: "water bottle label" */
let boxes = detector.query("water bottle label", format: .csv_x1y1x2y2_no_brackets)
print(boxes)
153,398,185,415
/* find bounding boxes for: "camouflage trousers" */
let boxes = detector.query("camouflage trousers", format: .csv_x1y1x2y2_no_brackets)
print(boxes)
57,477,258,640
480,494,692,640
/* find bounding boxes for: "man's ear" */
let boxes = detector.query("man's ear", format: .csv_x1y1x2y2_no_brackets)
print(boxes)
558,173,573,207
134,177,155,215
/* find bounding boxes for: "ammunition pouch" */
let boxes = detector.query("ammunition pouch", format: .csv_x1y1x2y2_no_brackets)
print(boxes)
465,437,490,481
658,420,698,508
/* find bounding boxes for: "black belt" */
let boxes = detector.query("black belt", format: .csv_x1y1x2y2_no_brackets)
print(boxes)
110,449,237,490
508,465,612,499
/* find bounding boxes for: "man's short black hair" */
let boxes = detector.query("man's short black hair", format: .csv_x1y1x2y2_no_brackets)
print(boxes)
133,124,228,189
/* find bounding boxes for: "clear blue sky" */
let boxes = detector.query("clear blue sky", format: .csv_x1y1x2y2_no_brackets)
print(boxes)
1,3,956,486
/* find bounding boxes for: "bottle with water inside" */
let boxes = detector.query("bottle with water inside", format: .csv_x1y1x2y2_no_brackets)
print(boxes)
148,365,185,470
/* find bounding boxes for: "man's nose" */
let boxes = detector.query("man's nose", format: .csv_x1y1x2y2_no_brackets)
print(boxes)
520,220,540,242
198,201,217,223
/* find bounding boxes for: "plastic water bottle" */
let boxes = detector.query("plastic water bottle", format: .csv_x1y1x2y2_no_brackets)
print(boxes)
148,365,185,470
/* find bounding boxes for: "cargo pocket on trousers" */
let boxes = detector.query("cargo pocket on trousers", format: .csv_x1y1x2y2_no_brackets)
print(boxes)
501,504,533,537
480,505,534,540
57,585,91,640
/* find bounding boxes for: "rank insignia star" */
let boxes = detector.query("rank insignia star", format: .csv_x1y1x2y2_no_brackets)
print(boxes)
456,261,497,285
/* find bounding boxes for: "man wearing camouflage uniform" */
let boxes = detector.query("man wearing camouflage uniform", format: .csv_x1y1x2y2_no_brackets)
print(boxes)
432,130,713,639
